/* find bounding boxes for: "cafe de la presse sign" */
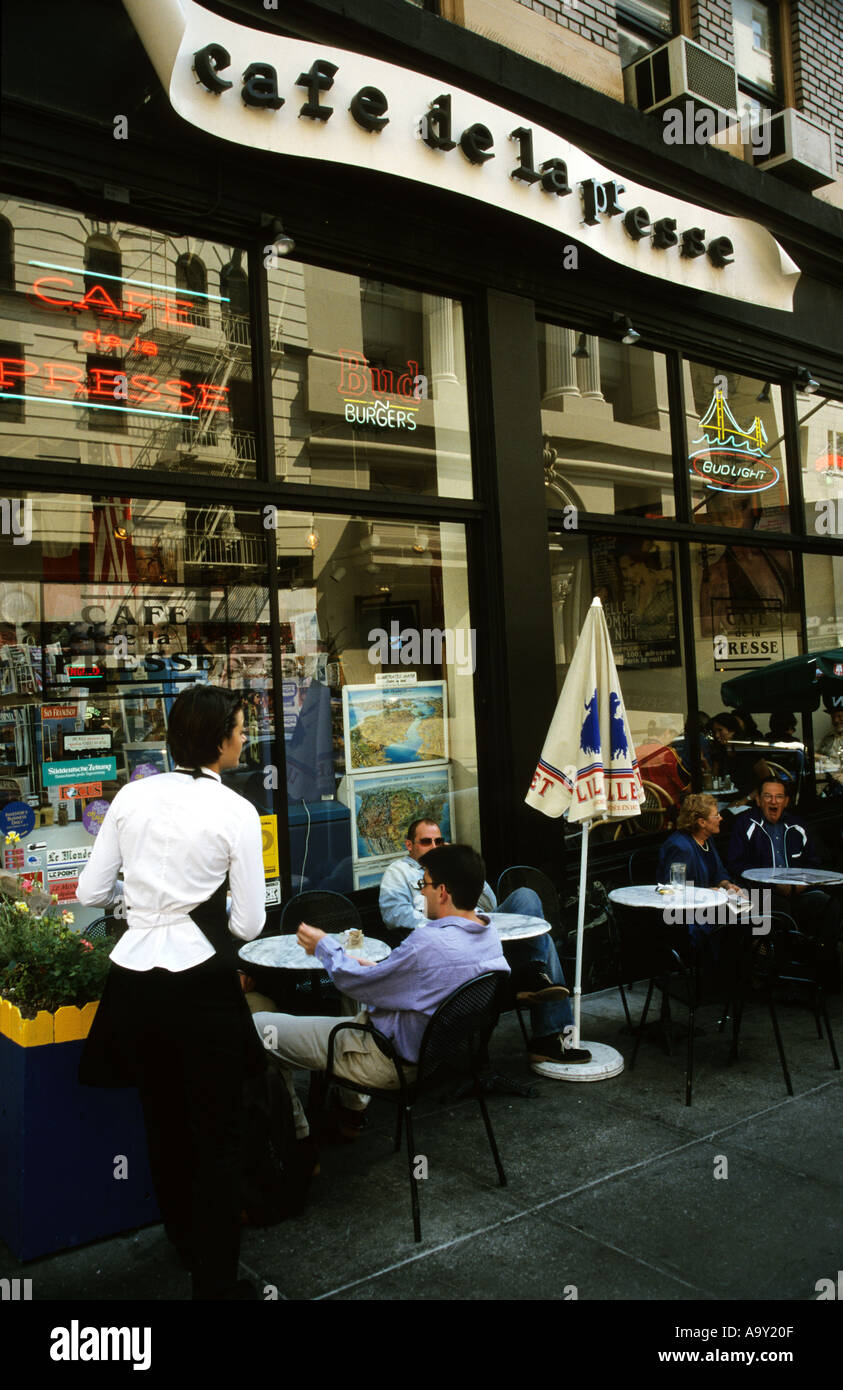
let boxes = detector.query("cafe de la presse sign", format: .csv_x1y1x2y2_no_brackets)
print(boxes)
123,0,799,312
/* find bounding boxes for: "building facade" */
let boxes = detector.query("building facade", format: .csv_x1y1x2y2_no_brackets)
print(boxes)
1,0,842,920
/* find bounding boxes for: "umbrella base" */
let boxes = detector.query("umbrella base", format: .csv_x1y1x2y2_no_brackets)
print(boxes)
530,1041,625,1082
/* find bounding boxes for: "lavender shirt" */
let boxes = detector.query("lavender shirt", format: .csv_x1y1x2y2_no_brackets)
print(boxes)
315,914,510,1062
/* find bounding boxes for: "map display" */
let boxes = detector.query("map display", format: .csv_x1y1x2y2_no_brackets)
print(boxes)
342,681,448,773
348,766,454,862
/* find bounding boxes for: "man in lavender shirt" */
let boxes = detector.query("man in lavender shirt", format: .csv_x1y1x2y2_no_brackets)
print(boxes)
252,845,509,1141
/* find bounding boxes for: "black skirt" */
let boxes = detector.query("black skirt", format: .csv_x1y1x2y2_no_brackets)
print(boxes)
79,877,265,1088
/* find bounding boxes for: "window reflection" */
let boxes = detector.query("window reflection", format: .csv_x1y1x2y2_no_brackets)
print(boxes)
0,494,275,924
273,512,480,890
267,262,472,497
685,363,788,531
0,199,256,475
538,323,673,519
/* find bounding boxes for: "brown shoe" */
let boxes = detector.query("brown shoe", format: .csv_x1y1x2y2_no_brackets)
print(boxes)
515,970,570,1005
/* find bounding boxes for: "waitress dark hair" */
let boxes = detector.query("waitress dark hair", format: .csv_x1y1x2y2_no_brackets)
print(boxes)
167,685,244,769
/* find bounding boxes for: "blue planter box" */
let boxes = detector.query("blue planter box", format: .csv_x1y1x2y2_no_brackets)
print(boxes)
0,1030,159,1261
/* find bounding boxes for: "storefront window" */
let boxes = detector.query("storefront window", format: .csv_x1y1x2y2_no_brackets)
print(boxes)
803,553,843,800
267,262,473,497
549,531,688,838
692,537,801,798
0,200,256,476
684,361,788,532
798,393,843,539
538,323,674,519
0,494,275,923
273,512,480,890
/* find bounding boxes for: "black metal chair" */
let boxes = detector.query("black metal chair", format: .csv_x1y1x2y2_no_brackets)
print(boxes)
496,865,564,939
323,973,507,1242
280,890,363,937
739,912,839,1079
618,906,793,1105
627,845,662,887
277,891,365,1011
495,865,568,1044
82,915,110,942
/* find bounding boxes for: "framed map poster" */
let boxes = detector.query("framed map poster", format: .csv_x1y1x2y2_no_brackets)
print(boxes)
347,765,454,863
352,853,404,892
342,681,448,774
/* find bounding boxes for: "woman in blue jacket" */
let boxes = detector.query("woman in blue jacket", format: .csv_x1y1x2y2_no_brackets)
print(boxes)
658,793,743,893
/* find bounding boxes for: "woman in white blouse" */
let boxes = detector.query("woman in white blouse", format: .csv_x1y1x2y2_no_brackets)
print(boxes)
78,684,266,1300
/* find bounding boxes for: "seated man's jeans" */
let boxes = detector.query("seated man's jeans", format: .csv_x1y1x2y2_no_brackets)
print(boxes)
497,887,573,1036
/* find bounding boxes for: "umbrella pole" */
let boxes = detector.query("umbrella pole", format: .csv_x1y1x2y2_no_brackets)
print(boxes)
573,817,591,1050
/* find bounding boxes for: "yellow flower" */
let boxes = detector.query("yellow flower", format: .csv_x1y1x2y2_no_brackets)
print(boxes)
13,900,29,913
61,911,75,925
4,831,20,844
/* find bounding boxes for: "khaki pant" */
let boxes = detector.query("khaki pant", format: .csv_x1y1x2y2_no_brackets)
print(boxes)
251,1009,415,1138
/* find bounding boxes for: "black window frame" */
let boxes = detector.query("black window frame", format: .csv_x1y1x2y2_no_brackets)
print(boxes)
734,0,784,114
616,0,678,52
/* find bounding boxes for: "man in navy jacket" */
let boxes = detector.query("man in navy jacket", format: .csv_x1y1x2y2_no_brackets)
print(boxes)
727,778,840,968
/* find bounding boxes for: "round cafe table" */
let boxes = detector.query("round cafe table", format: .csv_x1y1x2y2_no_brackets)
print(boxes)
741,866,843,888
239,932,391,972
608,885,733,1052
486,912,550,941
609,885,728,913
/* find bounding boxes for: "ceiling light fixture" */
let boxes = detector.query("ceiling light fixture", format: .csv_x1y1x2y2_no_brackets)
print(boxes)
261,214,295,257
795,366,820,395
611,312,640,346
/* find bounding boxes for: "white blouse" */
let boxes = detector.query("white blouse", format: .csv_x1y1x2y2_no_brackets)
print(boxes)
76,768,266,972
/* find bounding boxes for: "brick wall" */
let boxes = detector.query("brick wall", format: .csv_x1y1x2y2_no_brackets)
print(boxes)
512,0,619,54
791,0,843,170
689,0,734,65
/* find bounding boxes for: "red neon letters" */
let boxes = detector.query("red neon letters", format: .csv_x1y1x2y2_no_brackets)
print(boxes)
0,357,229,412
30,276,195,327
337,351,421,398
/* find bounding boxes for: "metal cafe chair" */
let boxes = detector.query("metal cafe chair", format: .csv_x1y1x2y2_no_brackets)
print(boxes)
618,907,793,1106
495,864,566,1045
322,973,507,1242
277,890,366,1011
739,912,840,1079
279,889,364,937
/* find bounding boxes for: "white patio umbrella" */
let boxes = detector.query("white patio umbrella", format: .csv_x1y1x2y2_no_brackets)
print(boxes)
525,596,642,1081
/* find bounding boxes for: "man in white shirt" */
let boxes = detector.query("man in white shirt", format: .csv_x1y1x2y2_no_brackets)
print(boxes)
77,685,267,1300
379,819,591,1068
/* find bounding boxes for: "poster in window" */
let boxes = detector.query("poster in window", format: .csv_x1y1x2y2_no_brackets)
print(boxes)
590,538,680,668
342,681,448,774
698,540,796,639
347,765,454,863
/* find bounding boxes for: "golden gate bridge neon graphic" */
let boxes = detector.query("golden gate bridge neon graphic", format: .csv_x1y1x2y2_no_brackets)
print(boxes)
688,388,780,493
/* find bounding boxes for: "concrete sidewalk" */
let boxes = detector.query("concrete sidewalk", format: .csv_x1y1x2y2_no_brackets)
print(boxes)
2,984,840,1302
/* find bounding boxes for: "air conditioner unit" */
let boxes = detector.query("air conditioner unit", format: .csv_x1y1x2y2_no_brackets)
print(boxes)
624,36,738,121
751,109,837,189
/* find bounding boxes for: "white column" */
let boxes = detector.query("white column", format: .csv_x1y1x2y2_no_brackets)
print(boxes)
543,326,580,404
578,336,605,400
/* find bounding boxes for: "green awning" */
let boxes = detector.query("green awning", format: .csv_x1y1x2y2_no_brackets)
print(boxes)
720,649,843,713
